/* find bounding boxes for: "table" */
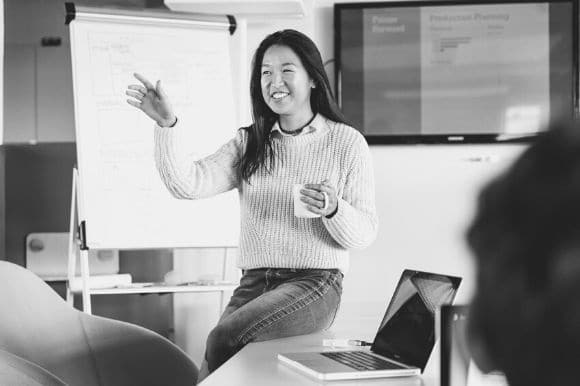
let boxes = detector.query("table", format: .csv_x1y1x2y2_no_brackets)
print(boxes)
200,329,439,386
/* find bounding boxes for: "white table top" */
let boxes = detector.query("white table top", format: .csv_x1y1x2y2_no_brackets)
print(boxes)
200,328,439,386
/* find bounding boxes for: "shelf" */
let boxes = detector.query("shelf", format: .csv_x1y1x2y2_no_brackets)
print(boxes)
70,282,238,295
41,276,68,282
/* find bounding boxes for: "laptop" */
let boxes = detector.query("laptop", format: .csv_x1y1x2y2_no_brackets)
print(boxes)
278,269,462,381
440,305,509,386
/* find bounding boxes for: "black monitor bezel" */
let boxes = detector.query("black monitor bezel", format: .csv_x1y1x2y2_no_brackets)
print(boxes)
334,0,579,145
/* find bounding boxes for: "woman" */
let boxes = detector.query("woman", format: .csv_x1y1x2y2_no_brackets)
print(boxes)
126,29,378,378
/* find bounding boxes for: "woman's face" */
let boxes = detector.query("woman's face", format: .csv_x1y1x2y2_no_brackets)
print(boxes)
260,44,314,120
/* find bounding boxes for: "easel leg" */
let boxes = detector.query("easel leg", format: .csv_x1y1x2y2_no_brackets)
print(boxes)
67,167,92,313
80,248,92,314
66,168,78,305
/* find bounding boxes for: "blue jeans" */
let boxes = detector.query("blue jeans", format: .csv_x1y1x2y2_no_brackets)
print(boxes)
204,268,343,373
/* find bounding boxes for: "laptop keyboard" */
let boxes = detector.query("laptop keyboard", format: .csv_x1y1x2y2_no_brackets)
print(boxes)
321,351,405,371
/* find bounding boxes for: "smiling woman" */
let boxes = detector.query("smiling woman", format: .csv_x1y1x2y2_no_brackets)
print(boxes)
125,29,378,383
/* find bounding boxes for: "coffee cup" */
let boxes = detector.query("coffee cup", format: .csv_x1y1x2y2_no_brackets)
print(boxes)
293,184,328,218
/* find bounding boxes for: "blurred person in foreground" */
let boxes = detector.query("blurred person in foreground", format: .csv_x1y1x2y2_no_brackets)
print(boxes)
466,118,580,386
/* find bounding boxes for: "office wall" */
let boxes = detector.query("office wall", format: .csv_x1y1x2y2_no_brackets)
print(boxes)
3,144,76,267
3,0,74,142
3,0,165,143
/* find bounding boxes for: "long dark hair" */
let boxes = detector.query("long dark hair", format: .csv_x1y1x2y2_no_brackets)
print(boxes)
239,29,348,183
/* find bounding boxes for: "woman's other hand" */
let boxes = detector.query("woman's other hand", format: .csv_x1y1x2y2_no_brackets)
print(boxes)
126,73,177,127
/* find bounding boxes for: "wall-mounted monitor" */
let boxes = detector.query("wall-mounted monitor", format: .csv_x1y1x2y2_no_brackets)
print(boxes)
335,0,578,144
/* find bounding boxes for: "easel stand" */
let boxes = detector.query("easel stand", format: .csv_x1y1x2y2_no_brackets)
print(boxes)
66,168,237,314
66,168,92,311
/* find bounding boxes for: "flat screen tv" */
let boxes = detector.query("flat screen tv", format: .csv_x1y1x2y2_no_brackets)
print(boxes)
335,0,578,144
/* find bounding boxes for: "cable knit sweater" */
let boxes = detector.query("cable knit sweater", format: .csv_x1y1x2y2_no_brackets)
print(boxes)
154,113,378,272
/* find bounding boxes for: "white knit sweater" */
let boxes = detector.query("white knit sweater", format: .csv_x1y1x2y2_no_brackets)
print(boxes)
154,114,378,272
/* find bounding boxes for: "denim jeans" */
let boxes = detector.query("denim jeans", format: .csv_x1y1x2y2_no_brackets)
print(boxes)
203,268,343,373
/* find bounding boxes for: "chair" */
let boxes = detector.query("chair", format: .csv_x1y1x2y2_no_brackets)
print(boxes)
0,348,66,386
0,261,198,386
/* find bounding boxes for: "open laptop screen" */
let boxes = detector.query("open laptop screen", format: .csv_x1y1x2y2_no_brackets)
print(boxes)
371,270,461,371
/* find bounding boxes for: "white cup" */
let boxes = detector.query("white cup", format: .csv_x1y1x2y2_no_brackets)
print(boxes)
293,184,328,218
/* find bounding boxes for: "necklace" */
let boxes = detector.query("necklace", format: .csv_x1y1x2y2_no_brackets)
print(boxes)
278,115,315,136
279,125,304,136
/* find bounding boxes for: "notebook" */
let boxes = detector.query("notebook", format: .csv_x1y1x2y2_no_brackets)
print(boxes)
278,269,462,381
440,305,509,386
